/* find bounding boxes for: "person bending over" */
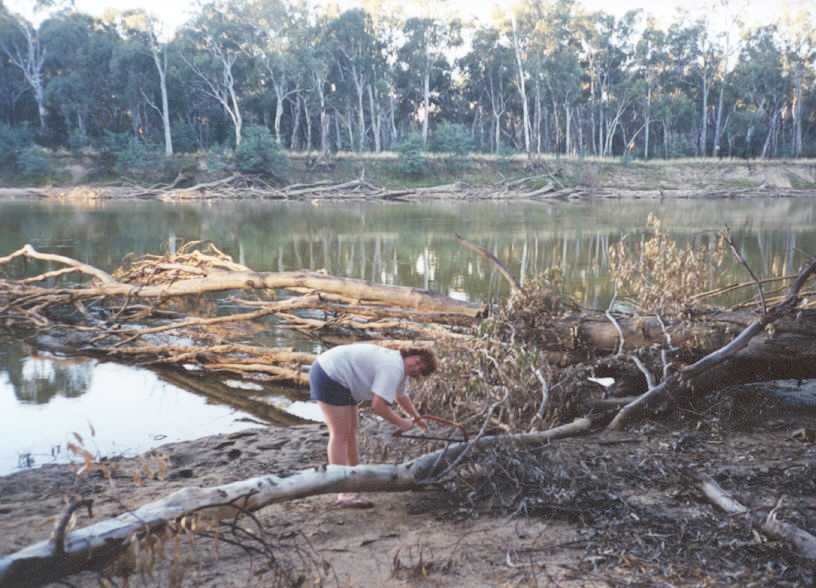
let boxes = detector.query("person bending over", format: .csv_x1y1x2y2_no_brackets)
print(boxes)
309,342,437,508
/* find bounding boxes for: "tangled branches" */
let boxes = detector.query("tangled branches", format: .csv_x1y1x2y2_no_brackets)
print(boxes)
0,242,479,389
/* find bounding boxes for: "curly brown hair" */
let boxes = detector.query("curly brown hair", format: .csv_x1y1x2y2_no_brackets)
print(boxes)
399,347,438,377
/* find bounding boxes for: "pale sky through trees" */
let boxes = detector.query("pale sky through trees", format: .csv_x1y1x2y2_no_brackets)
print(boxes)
7,0,790,33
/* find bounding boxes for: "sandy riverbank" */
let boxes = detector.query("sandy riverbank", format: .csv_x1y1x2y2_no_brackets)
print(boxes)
2,393,815,587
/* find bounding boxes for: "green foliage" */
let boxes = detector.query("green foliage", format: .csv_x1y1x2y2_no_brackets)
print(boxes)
67,129,89,151
204,144,232,174
429,123,473,172
114,137,163,177
171,120,200,154
396,132,428,177
235,126,288,176
0,123,35,166
16,146,51,178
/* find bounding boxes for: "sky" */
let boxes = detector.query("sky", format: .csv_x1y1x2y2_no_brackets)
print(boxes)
4,0,800,35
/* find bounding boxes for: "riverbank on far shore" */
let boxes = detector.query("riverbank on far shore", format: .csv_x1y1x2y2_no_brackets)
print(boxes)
2,154,815,202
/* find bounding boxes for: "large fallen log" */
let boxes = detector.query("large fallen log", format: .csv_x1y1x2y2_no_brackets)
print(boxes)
0,419,590,588
0,244,482,318
609,257,816,429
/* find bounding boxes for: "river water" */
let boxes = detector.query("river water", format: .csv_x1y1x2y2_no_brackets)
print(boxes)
1,196,814,474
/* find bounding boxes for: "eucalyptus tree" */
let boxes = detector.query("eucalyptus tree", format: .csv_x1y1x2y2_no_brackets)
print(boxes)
0,35,29,125
632,18,673,158
180,0,259,148
245,0,302,146
460,26,515,153
397,16,461,146
40,12,118,146
326,9,382,152
110,21,162,142
731,26,788,157
778,4,815,158
0,12,48,134
292,14,333,157
509,11,531,154
113,10,175,156
579,10,640,156
533,0,585,155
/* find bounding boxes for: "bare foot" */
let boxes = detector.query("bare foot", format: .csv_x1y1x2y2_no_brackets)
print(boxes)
334,493,374,509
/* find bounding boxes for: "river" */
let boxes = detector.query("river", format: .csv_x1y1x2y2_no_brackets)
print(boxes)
1,196,814,474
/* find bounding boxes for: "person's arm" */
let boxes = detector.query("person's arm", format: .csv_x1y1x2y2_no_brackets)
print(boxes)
396,393,428,432
371,394,413,431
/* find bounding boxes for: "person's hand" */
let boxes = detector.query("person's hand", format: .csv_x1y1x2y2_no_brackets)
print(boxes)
414,417,429,432
397,417,414,432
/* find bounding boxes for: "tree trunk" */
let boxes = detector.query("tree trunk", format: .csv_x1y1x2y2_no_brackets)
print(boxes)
511,15,531,154
303,98,312,152
644,84,651,159
792,64,803,158
273,83,286,145
289,97,301,151
315,76,330,160
352,67,366,152
367,83,381,153
151,43,173,157
713,81,725,158
422,48,431,146
761,106,779,159
700,71,709,156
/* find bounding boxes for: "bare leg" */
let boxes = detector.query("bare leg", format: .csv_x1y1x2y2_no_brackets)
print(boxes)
316,401,355,465
347,405,359,466
315,402,372,508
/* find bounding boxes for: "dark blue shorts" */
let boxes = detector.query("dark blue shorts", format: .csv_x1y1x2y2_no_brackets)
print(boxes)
309,361,357,406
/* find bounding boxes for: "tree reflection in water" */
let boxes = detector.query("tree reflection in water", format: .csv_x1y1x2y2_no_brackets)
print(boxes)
2,341,92,404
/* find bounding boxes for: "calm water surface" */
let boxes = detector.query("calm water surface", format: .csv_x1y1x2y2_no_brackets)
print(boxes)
1,197,814,474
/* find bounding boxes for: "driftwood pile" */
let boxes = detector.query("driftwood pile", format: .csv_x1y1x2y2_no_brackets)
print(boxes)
40,171,811,204
0,241,480,389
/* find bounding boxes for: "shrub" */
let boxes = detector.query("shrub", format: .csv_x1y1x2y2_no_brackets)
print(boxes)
171,119,200,154
0,123,34,166
16,145,50,178
114,137,163,177
235,125,288,176
205,144,232,174
397,132,428,177
67,129,89,151
429,122,473,172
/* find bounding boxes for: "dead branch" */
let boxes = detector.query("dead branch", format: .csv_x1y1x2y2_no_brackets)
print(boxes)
454,233,521,295
697,473,816,560
723,228,767,314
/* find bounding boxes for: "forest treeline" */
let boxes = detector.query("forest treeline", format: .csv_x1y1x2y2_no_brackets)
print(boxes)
1,0,814,179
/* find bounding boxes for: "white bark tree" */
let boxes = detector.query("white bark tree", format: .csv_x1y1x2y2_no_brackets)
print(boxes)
1,15,48,134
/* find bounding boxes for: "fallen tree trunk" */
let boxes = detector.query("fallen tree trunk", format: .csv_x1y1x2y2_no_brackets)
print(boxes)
609,257,816,429
0,418,591,588
0,245,482,318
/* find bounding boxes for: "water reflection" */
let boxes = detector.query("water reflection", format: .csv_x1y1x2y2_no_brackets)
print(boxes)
0,340,261,474
1,198,811,310
3,343,92,404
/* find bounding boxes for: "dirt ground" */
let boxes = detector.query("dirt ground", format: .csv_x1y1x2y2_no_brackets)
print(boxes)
1,389,815,587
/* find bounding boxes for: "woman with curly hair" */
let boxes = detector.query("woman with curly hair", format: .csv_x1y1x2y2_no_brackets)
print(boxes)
309,343,438,508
